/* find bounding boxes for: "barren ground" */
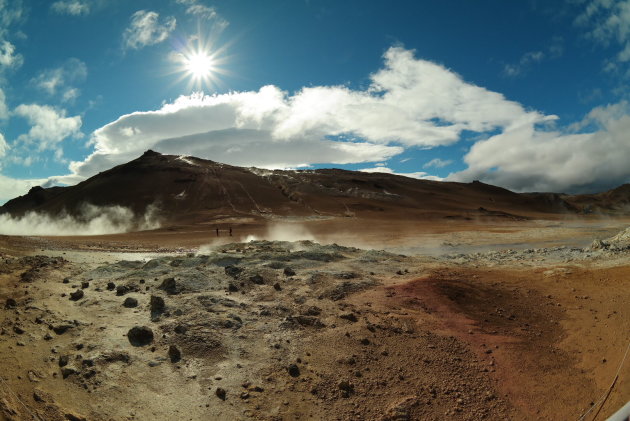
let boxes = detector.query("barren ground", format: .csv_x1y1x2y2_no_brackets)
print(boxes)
1,216,629,420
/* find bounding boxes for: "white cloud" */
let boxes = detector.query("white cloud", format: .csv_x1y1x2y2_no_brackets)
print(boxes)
0,175,46,204
32,58,87,102
176,0,229,30
503,37,563,77
448,101,630,192
57,47,552,185
0,40,22,69
0,88,8,120
577,0,630,64
13,104,82,151
51,0,90,16
123,10,176,50
359,166,442,181
0,132,8,157
36,45,627,195
423,158,453,169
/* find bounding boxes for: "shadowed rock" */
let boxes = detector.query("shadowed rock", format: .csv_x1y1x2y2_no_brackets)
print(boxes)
127,326,154,346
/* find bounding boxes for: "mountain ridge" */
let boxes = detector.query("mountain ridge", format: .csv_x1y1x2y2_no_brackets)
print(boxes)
1,150,628,226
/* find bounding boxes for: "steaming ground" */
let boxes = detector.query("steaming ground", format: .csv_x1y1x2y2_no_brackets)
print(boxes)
1,218,629,420
0,204,161,236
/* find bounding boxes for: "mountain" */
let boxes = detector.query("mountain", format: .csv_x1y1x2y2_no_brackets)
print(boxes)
1,150,626,225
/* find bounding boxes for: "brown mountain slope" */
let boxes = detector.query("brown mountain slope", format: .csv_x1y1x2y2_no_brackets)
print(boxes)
1,150,623,226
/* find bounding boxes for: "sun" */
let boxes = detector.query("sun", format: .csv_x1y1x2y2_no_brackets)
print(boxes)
169,33,231,92
184,52,214,79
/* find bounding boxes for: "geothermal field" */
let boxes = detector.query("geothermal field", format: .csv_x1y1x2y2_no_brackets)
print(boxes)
0,152,629,421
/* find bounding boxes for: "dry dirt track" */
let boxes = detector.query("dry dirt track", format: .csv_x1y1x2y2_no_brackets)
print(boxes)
0,217,629,421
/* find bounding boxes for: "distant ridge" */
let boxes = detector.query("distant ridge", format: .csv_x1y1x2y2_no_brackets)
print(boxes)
1,151,628,226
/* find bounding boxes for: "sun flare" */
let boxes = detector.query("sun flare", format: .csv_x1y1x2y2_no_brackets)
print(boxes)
184,52,214,78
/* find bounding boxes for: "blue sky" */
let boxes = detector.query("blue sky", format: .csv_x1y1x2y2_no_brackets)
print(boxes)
0,0,630,202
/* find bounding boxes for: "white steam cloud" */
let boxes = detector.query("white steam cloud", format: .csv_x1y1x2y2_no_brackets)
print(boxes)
0,204,161,236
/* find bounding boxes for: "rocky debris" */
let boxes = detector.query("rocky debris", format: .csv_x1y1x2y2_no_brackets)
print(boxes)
215,387,227,400
97,352,131,364
123,297,138,308
150,295,165,321
283,267,296,277
287,364,300,377
168,345,181,363
590,226,630,251
273,282,282,291
58,355,69,367
4,298,17,309
81,281,90,289
159,277,180,295
69,289,84,301
127,326,154,347
224,265,242,279
52,324,73,335
61,367,77,379
106,282,116,291
12,325,24,334
339,312,358,322
227,282,238,292
116,284,136,296
249,274,264,285
338,380,355,397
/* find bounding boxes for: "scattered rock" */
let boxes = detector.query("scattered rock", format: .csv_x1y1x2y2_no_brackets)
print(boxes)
227,282,238,292
52,324,73,335
340,312,358,322
287,364,300,377
215,387,227,400
159,277,180,295
338,380,355,397
116,285,130,296
273,282,282,291
106,282,116,291
69,289,84,301
127,326,154,347
61,367,77,379
150,295,165,321
12,325,24,334
58,355,69,367
81,281,90,289
224,265,242,279
168,345,181,363
283,267,296,277
249,274,264,285
5,298,17,309
123,297,138,308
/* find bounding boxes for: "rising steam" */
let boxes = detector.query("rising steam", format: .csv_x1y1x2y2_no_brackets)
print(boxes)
0,204,161,236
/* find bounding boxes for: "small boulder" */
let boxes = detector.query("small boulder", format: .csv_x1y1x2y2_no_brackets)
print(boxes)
150,295,165,321
159,277,179,295
216,387,227,400
123,297,138,308
287,364,300,377
224,265,242,279
168,345,181,363
340,313,358,323
5,298,17,309
106,282,116,291
127,326,154,347
283,267,296,277
249,274,264,285
69,289,84,301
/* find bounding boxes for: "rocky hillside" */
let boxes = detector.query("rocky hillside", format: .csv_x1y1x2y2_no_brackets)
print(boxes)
1,150,625,225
